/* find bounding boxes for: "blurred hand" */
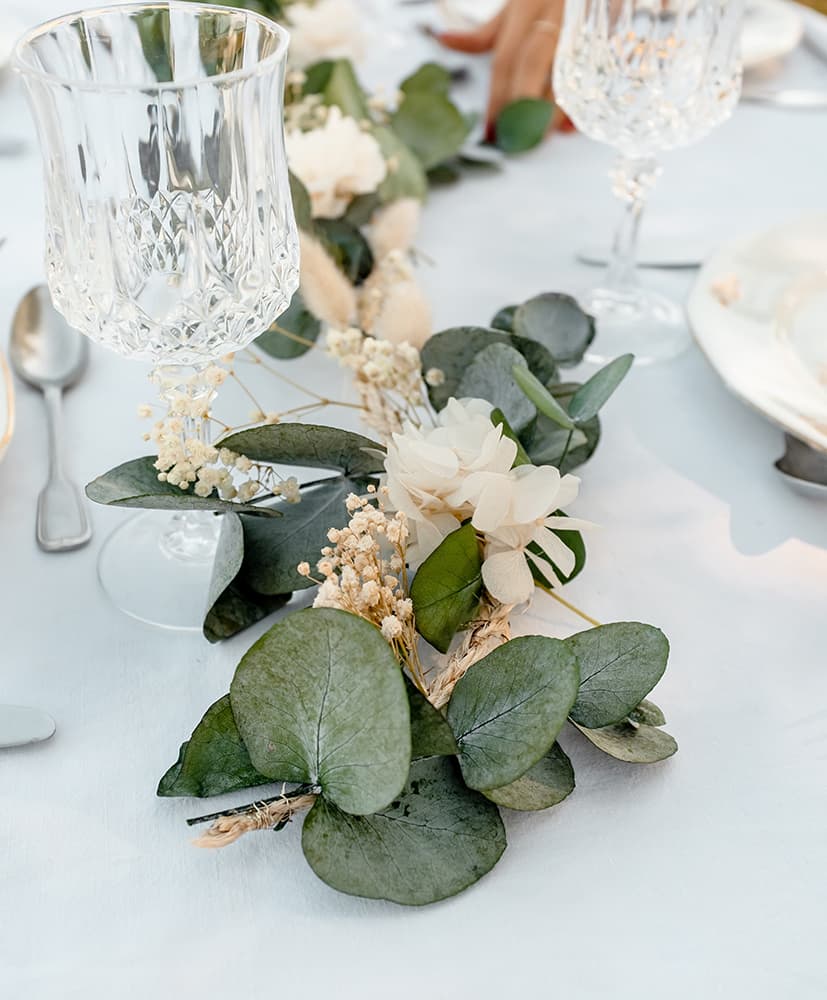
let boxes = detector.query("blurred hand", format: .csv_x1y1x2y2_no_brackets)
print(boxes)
437,0,567,139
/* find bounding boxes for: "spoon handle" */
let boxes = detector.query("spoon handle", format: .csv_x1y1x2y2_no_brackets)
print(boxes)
36,384,92,552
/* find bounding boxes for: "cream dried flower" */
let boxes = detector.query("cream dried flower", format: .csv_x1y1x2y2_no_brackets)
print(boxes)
286,105,386,219
384,397,517,566
286,0,366,69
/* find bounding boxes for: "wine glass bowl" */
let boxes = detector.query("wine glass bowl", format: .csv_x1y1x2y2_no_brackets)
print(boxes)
554,0,744,365
14,3,299,629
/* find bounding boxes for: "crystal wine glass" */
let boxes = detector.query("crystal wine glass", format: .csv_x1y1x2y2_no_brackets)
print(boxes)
554,0,744,364
14,2,300,630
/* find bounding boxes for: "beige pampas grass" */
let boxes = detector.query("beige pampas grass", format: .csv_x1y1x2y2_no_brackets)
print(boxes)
372,278,432,349
368,198,421,259
299,230,358,329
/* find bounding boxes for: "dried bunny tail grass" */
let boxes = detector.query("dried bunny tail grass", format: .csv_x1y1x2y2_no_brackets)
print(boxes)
371,278,432,349
427,599,513,709
368,198,422,258
299,230,358,329
192,794,318,849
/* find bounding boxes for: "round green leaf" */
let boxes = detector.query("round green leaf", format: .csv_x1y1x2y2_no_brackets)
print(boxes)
421,326,557,411
255,290,321,360
217,424,384,477
240,478,366,595
406,679,459,760
458,343,535,432
484,743,575,811
495,98,554,153
301,756,506,905
86,456,275,516
203,513,290,643
513,293,596,368
490,304,518,332
447,635,580,791
575,721,678,763
567,622,670,729
392,91,470,170
157,695,270,799
411,523,482,654
230,608,411,815
630,699,667,727
315,218,374,285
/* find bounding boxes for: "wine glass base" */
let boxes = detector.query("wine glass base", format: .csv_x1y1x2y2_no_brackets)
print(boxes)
97,510,218,632
581,285,690,366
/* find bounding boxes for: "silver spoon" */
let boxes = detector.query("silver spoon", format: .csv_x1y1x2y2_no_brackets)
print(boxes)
775,433,827,499
9,285,92,552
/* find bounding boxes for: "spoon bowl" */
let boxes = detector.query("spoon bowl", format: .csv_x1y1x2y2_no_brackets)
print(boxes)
9,285,91,552
10,285,88,390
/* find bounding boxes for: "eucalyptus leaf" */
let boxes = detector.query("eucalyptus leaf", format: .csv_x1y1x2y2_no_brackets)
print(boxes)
255,290,321,360
484,743,574,811
85,456,276,516
495,98,554,153
230,607,411,814
321,59,370,119
315,218,374,285
217,424,384,477
374,125,428,203
344,192,381,228
301,59,334,95
490,408,531,467
630,699,667,727
406,679,459,760
391,91,470,170
410,524,482,653
512,366,575,430
447,636,580,791
157,695,271,798
203,512,291,643
490,304,517,332
575,720,678,763
427,161,462,186
568,354,634,424
421,326,557,411
513,293,596,367
567,622,669,729
239,478,366,595
458,343,535,433
400,62,452,97
288,171,313,231
301,756,506,905
520,383,601,473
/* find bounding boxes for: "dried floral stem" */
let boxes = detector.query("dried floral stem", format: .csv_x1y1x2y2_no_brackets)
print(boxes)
268,321,318,349
189,786,319,849
536,583,601,628
427,598,513,709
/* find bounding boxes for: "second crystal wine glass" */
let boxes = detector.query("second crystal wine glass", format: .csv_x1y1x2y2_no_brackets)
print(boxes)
14,2,300,629
554,0,744,364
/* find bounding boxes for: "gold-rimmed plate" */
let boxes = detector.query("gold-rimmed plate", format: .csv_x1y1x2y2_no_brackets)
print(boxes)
0,347,14,462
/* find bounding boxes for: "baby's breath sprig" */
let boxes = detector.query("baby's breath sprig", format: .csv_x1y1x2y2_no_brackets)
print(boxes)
298,485,427,694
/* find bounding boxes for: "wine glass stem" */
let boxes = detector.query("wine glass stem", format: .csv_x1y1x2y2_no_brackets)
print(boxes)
152,363,221,563
604,155,662,294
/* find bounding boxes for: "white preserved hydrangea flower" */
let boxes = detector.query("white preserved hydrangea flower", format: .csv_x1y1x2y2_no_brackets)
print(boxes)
480,466,591,606
384,397,518,566
286,106,387,219
286,0,366,69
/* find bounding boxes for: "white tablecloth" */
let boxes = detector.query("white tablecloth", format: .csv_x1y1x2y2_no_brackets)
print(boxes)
2,3,826,997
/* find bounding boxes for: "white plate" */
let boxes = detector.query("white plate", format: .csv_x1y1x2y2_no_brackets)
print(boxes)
687,216,827,453
0,349,13,462
742,0,804,69
439,0,803,69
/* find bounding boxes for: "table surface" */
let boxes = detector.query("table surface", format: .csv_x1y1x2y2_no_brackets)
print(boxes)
2,3,826,998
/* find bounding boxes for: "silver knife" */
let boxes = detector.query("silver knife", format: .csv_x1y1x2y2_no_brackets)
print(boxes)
0,705,56,749
741,86,827,110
